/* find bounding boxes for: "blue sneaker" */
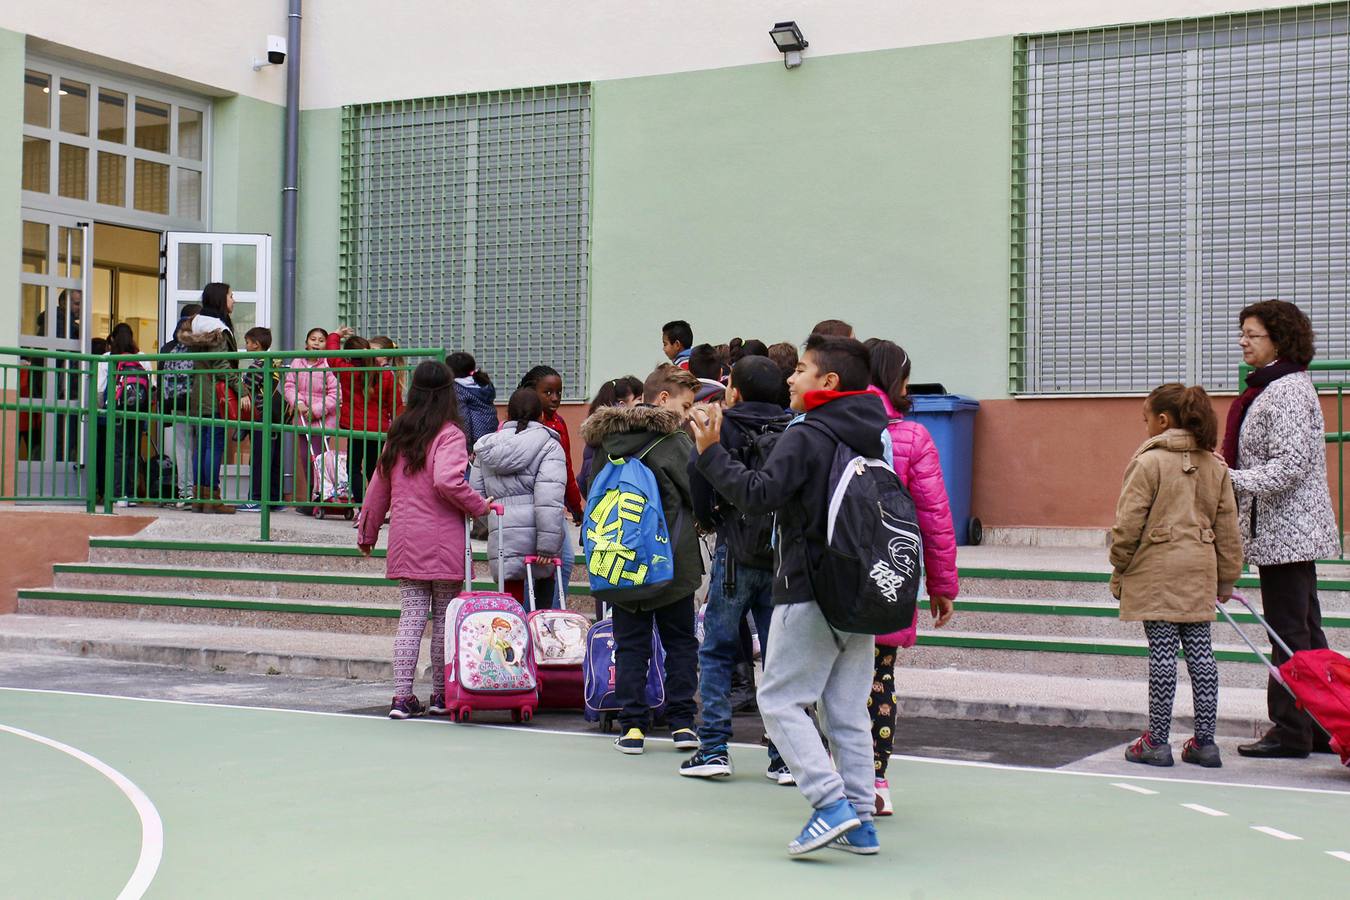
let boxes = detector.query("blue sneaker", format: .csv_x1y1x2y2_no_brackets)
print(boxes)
830,820,879,855
787,798,861,857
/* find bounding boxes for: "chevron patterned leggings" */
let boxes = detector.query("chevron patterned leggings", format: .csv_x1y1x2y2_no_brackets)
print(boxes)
393,580,460,700
1143,621,1218,742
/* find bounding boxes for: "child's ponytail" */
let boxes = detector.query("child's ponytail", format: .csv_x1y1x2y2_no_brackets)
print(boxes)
1146,383,1219,451
506,387,544,434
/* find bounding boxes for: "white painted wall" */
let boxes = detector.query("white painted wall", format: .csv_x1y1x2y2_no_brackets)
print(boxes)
2,1,290,104
5,1,1324,109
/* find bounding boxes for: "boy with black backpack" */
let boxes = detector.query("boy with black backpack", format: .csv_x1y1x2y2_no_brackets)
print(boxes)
691,335,917,858
681,356,793,781
580,364,704,755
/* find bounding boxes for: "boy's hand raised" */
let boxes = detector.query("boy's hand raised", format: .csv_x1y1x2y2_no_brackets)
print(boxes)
689,404,723,454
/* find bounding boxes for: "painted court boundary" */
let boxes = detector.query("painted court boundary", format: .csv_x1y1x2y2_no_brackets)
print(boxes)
3,686,1349,799
0,721,163,900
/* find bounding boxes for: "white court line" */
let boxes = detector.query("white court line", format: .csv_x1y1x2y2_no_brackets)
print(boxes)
1251,826,1302,841
1181,803,1228,817
1328,851,1350,863
0,723,162,900
1111,782,1158,795
4,685,1350,799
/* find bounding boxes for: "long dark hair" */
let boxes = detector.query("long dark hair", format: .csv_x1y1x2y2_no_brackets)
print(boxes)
378,361,461,476
109,323,138,355
200,283,234,332
1147,383,1219,451
865,338,913,414
507,388,544,433
587,375,642,415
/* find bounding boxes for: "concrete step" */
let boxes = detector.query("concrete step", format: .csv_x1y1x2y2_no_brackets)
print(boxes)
957,567,1350,609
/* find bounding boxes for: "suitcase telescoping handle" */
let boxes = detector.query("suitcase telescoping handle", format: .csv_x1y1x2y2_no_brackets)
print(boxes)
1214,592,1295,683
465,503,507,593
523,556,565,613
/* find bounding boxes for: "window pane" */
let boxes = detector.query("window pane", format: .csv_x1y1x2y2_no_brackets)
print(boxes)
98,89,127,143
58,79,89,136
176,168,201,219
97,152,126,206
178,107,203,160
133,158,169,214
24,70,50,128
134,97,170,153
58,226,84,280
223,244,257,292
177,244,211,291
57,144,88,200
22,136,50,193
231,301,257,337
22,221,49,275
21,285,47,337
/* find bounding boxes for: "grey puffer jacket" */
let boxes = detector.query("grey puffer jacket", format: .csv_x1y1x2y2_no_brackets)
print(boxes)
1230,371,1341,566
470,422,567,581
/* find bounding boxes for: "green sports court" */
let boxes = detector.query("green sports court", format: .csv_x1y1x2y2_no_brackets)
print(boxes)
3,686,1349,898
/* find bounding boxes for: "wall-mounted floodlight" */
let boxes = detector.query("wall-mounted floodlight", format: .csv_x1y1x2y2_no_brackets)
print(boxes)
769,21,808,69
252,35,287,71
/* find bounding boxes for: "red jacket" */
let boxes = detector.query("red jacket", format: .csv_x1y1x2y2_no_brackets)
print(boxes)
327,333,403,434
542,410,584,518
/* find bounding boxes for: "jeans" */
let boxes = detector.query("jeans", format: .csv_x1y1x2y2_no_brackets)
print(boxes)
699,542,778,758
612,595,699,732
195,425,227,490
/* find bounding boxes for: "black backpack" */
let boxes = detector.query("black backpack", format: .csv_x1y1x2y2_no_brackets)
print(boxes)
719,416,791,570
803,421,921,634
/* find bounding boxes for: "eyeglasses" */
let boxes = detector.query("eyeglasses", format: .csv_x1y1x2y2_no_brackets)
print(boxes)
1239,331,1270,341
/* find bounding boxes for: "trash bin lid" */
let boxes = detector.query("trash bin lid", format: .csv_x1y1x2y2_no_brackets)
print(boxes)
908,394,980,413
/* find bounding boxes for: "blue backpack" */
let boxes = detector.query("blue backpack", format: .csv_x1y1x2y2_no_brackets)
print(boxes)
583,435,675,599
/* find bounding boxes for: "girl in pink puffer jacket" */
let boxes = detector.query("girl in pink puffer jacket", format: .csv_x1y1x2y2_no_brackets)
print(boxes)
865,339,959,816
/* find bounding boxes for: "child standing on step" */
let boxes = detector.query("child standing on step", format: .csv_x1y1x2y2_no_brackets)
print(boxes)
358,360,491,720
1110,383,1242,768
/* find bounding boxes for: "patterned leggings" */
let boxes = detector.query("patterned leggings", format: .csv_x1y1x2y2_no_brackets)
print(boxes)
393,580,461,700
1143,621,1219,742
868,644,900,778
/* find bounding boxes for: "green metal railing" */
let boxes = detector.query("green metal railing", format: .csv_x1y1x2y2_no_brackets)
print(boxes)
2,345,443,541
1238,359,1348,560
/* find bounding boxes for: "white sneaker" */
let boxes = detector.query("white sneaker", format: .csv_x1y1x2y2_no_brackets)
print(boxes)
874,778,893,816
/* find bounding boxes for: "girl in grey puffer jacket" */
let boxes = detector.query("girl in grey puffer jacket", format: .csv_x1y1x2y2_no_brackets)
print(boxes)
470,388,568,608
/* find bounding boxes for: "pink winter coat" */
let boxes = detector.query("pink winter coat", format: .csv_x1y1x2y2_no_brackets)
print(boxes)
870,386,960,647
282,358,339,431
357,423,490,581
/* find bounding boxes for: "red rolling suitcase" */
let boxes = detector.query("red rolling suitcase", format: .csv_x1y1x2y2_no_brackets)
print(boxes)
1218,594,1350,766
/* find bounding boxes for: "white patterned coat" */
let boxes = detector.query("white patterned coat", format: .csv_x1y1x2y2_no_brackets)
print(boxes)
1229,372,1342,566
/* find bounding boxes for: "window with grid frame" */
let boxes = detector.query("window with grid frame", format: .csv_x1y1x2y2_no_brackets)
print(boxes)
1011,4,1350,394
339,85,591,398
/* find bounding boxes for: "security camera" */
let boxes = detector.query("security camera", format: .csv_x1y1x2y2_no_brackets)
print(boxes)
252,35,287,70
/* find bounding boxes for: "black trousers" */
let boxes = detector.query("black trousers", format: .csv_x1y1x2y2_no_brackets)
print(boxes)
348,437,381,505
1258,561,1329,751
612,596,699,732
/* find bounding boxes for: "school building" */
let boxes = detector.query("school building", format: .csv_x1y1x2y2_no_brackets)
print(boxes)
4,1,1347,532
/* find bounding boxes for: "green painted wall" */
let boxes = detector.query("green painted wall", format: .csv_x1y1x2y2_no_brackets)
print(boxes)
296,107,341,334
0,27,25,348
210,95,284,337
589,37,1014,399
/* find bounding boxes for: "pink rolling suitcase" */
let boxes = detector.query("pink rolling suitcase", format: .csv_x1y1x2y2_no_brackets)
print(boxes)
442,506,538,723
524,555,589,710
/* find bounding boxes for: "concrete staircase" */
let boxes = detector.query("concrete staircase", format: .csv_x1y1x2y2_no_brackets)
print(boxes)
6,528,1350,735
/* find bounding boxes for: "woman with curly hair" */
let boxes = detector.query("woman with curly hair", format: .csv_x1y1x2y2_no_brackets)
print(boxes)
1224,300,1342,759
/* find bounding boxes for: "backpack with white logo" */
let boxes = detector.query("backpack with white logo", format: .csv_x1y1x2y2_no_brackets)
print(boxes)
804,421,921,634
583,435,676,601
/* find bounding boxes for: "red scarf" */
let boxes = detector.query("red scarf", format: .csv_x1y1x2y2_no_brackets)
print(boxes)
1221,359,1305,467
802,389,873,411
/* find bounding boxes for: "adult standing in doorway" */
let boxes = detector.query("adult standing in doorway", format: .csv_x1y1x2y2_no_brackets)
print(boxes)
178,283,244,514
1224,300,1341,759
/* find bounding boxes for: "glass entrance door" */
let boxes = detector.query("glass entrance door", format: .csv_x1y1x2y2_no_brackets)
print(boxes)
163,232,272,343
17,208,93,497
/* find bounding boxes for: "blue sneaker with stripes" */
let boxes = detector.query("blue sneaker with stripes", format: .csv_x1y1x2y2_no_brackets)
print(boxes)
787,798,861,857
830,820,879,855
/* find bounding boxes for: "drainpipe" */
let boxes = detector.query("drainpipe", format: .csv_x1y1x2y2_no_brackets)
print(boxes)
280,0,302,352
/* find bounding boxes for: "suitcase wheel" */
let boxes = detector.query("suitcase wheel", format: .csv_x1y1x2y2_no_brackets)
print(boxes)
458,707,472,722
343,508,355,521
314,507,327,520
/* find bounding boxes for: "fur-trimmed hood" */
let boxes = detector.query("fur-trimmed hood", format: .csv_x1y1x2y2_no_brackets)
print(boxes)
581,404,684,456
178,322,232,352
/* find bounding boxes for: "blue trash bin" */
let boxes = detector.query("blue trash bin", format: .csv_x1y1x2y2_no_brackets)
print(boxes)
906,394,981,545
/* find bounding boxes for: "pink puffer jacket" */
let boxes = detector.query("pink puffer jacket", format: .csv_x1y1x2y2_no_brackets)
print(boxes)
870,386,960,647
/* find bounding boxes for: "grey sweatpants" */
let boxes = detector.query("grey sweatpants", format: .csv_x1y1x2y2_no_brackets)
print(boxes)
757,601,875,822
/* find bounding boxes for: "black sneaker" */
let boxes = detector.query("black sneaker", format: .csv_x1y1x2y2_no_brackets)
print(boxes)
766,760,795,785
1181,737,1222,768
615,728,645,755
671,728,700,751
680,747,733,778
388,696,425,720
427,694,451,717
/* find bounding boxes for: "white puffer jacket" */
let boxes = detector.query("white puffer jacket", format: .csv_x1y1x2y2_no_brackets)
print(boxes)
470,422,567,581
1230,371,1342,565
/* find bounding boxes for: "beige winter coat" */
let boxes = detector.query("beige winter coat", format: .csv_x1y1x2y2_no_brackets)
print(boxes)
1109,430,1243,623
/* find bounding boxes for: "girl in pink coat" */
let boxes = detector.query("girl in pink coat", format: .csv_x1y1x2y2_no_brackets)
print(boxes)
358,361,491,719
283,327,341,447
865,339,959,816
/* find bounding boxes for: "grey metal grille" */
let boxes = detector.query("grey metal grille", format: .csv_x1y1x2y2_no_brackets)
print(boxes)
1012,5,1350,393
340,85,590,397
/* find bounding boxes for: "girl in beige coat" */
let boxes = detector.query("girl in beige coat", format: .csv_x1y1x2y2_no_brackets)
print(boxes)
1110,384,1242,769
